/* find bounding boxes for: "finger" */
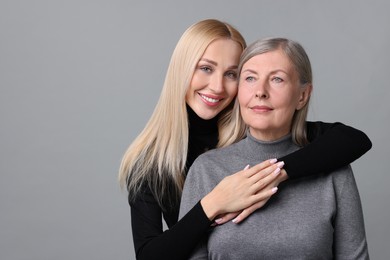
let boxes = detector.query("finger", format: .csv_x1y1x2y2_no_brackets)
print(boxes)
232,197,272,224
244,158,278,177
250,161,284,182
214,212,240,225
233,184,278,223
266,170,288,189
247,162,284,194
279,169,289,181
250,186,278,203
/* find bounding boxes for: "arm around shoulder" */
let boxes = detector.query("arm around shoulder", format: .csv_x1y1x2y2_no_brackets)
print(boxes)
280,121,372,179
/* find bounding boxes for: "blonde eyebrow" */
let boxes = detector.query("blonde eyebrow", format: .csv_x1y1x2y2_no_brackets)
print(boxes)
200,58,217,66
200,58,238,70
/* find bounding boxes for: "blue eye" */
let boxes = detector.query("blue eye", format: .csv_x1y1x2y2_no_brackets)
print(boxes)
225,71,238,80
200,66,212,73
245,76,255,82
272,77,283,83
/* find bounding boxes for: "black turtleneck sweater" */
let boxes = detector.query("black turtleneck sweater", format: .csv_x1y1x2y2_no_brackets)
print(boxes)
186,104,219,171
129,105,372,260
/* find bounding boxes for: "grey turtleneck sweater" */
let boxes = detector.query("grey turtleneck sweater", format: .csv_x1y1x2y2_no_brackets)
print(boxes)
179,132,369,260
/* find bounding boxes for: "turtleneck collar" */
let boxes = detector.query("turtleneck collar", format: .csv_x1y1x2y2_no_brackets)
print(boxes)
186,104,219,135
185,104,219,171
242,130,298,161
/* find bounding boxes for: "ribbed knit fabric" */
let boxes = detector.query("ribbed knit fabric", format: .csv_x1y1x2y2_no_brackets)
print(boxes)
179,132,369,260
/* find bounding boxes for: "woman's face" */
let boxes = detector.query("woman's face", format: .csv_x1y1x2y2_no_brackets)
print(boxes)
186,38,242,120
238,49,311,141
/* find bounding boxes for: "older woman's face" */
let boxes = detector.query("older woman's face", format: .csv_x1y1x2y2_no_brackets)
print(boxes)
238,49,311,141
186,39,242,120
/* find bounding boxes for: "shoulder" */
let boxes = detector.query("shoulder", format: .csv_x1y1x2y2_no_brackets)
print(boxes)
330,165,353,183
185,140,246,186
199,138,246,160
328,165,360,197
192,139,245,168
129,180,155,206
288,165,355,196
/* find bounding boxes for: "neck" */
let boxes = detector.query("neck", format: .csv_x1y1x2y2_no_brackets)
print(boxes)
249,126,291,142
186,104,219,134
242,130,296,161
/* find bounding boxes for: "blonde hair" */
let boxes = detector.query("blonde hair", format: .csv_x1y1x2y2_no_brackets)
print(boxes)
219,37,313,147
119,19,246,209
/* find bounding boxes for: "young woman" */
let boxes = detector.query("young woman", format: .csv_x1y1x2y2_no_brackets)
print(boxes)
119,20,371,260
180,37,369,259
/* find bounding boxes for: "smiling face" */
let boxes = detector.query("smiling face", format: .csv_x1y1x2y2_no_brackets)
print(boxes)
238,49,312,141
185,38,242,120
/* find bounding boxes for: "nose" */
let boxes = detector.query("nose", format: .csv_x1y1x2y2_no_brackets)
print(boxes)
255,80,269,99
209,73,224,94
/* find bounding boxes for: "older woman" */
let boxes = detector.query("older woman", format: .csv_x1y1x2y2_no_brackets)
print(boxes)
179,38,369,259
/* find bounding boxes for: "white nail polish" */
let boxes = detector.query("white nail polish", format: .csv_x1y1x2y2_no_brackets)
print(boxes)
277,161,284,168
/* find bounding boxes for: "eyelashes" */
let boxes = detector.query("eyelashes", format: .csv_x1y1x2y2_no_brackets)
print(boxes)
198,65,238,80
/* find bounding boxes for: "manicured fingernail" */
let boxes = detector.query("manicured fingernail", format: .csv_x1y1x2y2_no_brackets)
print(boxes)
244,165,250,170
232,217,238,223
277,161,284,168
273,167,281,175
272,187,278,193
269,158,277,164
215,218,223,224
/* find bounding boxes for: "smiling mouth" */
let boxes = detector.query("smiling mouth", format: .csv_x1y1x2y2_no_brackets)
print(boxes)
199,94,222,103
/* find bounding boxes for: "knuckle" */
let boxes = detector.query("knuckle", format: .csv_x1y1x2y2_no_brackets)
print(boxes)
256,180,266,190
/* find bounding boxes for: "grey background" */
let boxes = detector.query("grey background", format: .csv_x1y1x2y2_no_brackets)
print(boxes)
1,0,389,259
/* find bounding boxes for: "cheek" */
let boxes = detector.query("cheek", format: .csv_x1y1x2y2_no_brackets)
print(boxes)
277,97,300,122
237,86,250,105
225,82,239,101
188,75,199,91
190,71,207,89
287,92,303,110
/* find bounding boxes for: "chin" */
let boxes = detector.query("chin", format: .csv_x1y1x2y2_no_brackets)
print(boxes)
192,103,223,120
198,112,218,120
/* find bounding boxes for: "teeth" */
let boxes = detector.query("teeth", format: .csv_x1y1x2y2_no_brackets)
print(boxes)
200,94,220,103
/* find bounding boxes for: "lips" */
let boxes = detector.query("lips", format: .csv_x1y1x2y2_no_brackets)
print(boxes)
199,93,223,106
251,105,273,112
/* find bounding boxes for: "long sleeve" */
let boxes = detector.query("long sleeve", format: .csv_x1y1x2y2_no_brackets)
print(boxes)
279,121,372,179
130,184,212,260
179,161,219,260
128,107,219,260
333,166,369,259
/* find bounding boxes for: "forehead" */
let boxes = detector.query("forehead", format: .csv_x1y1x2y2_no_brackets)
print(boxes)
202,38,242,59
243,49,295,74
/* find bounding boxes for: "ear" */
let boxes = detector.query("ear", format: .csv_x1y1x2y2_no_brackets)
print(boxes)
296,84,312,110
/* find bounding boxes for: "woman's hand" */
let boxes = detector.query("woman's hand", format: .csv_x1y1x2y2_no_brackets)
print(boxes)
213,169,288,225
200,159,285,221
